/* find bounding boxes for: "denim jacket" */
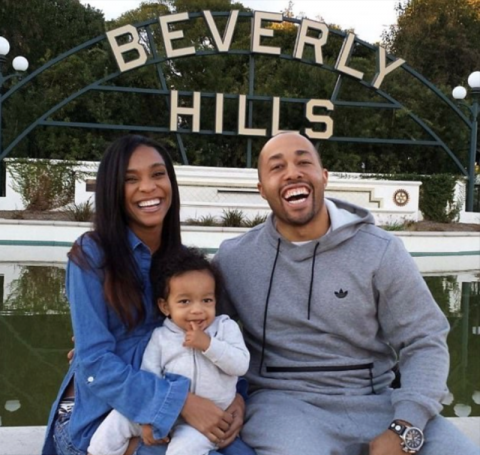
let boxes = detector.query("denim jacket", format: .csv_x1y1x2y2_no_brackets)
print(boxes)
42,230,190,455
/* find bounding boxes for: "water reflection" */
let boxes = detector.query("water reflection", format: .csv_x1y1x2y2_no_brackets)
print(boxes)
0,264,479,426
0,264,72,427
429,276,480,418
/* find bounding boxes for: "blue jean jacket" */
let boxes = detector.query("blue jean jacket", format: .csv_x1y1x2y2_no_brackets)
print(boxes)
42,231,190,454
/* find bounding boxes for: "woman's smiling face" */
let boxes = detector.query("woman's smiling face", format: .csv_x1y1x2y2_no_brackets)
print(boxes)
124,144,172,239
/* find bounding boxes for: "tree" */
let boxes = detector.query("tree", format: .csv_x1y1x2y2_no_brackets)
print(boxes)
0,0,105,72
383,0,480,87
1,0,474,177
381,0,479,177
0,0,109,160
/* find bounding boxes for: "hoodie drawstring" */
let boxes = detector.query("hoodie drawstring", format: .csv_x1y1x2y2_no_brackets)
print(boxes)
259,238,281,375
307,242,320,320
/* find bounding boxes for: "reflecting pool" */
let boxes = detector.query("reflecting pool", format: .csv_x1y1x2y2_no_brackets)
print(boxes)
0,263,479,427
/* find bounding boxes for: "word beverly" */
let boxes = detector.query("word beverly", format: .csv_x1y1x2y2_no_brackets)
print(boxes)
106,10,405,139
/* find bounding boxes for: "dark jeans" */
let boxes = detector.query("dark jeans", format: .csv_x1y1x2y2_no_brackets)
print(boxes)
134,437,255,455
53,411,85,455
53,408,255,455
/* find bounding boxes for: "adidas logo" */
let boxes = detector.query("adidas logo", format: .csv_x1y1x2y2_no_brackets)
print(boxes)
334,289,348,299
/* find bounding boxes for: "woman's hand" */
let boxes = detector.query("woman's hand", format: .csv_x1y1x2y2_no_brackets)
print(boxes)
217,394,245,448
180,393,233,445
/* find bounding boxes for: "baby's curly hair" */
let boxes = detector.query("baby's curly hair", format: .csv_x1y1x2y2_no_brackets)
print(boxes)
150,247,223,302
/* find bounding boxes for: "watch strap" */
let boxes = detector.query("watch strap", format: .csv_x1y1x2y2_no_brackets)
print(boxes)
389,420,407,436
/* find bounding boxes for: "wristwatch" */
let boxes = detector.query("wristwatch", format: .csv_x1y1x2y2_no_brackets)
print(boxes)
388,420,425,453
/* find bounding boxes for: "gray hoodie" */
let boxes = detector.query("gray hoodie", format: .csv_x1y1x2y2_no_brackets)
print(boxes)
215,198,450,430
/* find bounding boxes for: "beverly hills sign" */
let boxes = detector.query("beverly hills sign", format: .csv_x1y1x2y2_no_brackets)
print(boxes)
106,11,405,139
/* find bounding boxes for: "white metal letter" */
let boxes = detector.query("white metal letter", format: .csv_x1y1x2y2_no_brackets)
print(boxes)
293,19,329,64
170,90,201,133
159,12,196,58
335,33,364,80
371,46,405,89
305,99,334,140
106,25,148,72
271,97,293,135
238,95,267,136
203,10,239,52
251,11,282,55
215,93,224,133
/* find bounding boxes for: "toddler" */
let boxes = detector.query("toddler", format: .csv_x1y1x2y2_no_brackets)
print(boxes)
88,247,250,455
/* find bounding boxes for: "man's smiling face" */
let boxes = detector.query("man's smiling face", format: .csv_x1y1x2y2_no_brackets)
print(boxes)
257,133,328,236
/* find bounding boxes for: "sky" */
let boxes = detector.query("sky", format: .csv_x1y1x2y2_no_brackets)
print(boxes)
79,0,399,44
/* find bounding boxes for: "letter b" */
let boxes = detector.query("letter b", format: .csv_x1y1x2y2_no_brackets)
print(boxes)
106,25,148,72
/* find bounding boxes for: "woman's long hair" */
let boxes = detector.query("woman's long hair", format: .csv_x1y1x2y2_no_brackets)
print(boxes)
69,135,181,329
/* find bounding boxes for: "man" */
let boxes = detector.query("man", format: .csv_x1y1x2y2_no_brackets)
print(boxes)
215,133,479,455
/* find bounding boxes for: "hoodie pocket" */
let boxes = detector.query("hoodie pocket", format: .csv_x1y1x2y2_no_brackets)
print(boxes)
265,362,374,373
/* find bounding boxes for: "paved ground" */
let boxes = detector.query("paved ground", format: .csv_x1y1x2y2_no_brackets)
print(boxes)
1,419,479,455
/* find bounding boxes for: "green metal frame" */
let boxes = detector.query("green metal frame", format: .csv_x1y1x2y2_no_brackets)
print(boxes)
0,11,475,203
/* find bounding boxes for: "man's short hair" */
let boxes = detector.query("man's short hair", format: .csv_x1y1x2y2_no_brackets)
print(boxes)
257,133,323,180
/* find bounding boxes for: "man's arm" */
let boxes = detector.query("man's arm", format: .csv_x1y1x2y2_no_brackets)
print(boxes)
375,236,450,429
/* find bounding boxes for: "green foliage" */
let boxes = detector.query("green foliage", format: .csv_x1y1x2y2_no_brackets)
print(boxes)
0,0,114,161
365,173,460,223
220,209,245,227
184,210,267,227
65,199,95,222
184,214,220,226
381,220,414,231
418,174,462,223
0,0,105,73
8,159,76,211
383,0,480,87
243,213,268,227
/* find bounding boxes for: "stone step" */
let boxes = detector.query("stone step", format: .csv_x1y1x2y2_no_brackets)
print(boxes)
1,418,479,455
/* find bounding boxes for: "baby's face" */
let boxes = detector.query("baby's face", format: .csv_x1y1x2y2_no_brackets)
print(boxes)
159,270,216,332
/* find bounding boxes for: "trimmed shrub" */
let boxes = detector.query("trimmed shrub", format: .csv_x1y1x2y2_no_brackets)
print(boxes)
8,159,76,211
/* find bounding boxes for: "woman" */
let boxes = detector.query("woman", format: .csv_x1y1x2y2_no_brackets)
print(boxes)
42,135,250,455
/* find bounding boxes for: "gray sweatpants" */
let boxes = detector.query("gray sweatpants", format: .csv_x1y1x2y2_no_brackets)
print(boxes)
242,389,480,455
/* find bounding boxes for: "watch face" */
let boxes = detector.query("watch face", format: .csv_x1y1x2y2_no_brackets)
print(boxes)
404,428,424,450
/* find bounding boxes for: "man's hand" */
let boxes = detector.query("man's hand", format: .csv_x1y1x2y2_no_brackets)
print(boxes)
67,336,75,364
181,393,233,445
217,394,245,449
141,424,170,446
369,429,405,455
183,322,211,351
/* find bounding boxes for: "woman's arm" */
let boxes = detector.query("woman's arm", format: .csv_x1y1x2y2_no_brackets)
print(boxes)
69,241,234,443
67,246,189,439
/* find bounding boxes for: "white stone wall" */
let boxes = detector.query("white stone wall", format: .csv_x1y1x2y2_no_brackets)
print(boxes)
1,159,425,225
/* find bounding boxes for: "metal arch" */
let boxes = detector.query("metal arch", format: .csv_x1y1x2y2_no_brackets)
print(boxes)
3,53,467,176
0,10,472,177
145,25,188,164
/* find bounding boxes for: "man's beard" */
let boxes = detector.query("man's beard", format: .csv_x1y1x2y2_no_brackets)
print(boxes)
281,195,321,226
